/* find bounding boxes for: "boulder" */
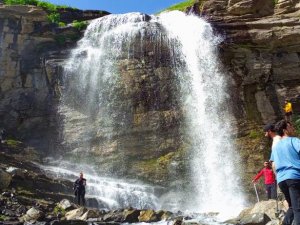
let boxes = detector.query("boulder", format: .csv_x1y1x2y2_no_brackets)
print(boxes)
250,200,286,220
122,209,141,223
266,220,281,225
102,210,124,222
65,207,87,220
23,207,45,223
160,210,173,220
239,213,271,225
0,169,12,189
138,209,159,222
173,219,183,225
79,209,101,221
51,220,88,225
57,199,76,211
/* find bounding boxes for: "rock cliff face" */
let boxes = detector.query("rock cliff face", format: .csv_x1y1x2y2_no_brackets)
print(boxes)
0,5,106,152
200,0,300,123
1,1,300,200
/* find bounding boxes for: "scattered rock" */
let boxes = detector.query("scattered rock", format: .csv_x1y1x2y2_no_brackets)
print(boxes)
23,207,45,223
250,200,285,220
0,169,12,189
240,213,271,225
122,209,141,223
139,209,159,222
57,199,76,211
79,209,101,221
51,220,88,225
65,207,87,220
173,219,183,225
2,191,12,197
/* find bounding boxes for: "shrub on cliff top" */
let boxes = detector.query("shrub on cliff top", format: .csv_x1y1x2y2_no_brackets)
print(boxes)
3,0,72,12
159,0,198,13
72,20,88,30
4,0,38,5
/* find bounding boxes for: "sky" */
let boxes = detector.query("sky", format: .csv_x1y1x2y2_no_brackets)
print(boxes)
47,0,185,14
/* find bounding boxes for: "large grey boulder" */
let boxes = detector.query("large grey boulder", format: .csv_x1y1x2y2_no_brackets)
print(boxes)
65,207,87,220
0,169,12,189
122,209,141,223
23,207,45,223
240,213,271,225
250,200,286,220
138,209,160,222
57,199,76,211
79,209,102,221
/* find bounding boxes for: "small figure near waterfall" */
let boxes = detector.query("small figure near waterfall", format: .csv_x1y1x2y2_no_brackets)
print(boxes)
74,172,87,206
264,123,281,150
283,99,293,122
270,120,300,225
252,161,277,200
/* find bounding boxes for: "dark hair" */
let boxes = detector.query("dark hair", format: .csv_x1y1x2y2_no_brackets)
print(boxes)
275,120,288,137
263,123,275,132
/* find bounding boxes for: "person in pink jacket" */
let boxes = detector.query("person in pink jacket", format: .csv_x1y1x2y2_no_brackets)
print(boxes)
252,161,277,200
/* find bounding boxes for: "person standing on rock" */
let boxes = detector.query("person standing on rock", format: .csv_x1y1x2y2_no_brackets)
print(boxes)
252,161,277,200
270,120,300,225
283,99,293,122
74,172,87,206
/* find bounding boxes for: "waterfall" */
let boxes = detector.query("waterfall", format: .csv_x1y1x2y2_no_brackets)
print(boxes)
158,11,245,216
57,11,245,217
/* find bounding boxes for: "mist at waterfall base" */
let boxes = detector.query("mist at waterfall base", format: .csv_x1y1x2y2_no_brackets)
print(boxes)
50,11,246,220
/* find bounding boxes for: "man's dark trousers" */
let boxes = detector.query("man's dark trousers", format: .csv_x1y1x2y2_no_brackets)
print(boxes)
266,183,277,199
279,179,300,225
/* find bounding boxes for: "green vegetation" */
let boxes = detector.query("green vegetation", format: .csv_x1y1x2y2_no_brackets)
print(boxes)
53,205,66,216
72,20,88,30
6,139,22,148
58,21,66,27
162,0,195,12
293,114,300,136
0,215,9,221
249,130,260,139
47,12,60,23
3,0,65,11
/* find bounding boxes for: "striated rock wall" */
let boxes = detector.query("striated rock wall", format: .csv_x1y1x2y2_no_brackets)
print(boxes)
0,5,105,152
201,0,300,123
0,5,56,151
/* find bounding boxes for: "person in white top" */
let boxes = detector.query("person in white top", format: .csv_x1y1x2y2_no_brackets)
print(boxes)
263,123,281,150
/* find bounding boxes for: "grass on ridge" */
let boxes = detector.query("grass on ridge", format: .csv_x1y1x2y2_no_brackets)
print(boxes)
159,0,195,13
3,0,73,12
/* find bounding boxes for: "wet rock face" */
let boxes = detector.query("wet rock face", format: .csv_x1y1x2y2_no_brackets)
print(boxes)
0,5,105,152
0,5,58,151
201,0,300,125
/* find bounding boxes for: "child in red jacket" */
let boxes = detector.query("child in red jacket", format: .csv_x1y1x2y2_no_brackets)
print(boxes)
252,161,277,200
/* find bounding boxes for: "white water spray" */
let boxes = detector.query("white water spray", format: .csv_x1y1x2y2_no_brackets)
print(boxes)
57,11,245,217
158,11,245,216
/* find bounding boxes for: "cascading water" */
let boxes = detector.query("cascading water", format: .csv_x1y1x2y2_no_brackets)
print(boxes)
158,11,245,217
56,11,245,218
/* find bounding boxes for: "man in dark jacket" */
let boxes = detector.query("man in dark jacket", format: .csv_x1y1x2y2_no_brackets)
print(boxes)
74,172,87,206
